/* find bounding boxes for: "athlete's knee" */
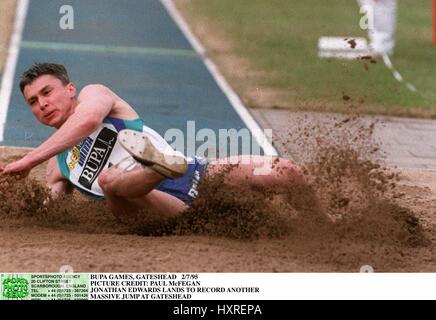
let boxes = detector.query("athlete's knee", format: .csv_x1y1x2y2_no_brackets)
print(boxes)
269,158,305,183
251,156,299,177
275,158,301,172
98,168,118,195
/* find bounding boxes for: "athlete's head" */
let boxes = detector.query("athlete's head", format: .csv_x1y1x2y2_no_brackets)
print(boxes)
19,62,77,128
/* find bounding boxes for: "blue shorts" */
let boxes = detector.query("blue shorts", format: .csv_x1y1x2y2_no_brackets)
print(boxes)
155,157,209,205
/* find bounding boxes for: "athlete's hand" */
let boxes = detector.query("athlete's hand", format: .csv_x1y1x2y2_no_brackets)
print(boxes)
1,159,31,178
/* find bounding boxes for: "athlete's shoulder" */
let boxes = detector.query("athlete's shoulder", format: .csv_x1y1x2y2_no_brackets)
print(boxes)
79,84,138,119
76,84,117,114
78,84,114,97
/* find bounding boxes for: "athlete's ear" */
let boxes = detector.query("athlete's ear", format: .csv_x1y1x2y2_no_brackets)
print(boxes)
66,82,76,98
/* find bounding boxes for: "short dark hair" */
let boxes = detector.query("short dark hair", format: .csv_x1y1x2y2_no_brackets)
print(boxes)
19,62,70,93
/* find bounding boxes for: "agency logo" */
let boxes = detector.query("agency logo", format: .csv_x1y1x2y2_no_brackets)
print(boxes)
2,278,29,299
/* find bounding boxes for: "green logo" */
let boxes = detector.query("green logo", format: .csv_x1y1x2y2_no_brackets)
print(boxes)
3,278,29,299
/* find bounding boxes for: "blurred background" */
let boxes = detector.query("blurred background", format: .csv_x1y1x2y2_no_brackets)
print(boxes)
175,0,434,117
0,0,434,154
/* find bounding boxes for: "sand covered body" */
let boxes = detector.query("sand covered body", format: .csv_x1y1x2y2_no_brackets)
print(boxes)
1,116,435,272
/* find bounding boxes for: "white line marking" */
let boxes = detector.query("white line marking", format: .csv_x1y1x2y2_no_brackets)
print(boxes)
21,40,198,57
0,0,29,142
382,53,417,93
160,0,278,156
160,1,206,56
406,83,417,92
382,53,393,70
393,70,403,82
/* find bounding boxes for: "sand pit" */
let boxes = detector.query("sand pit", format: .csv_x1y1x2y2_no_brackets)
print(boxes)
0,1,433,275
1,115,435,273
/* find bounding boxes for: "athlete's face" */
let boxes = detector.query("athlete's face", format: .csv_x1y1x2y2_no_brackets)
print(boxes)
23,74,76,128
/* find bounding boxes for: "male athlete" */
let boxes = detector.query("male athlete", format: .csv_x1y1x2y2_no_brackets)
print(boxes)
0,63,303,221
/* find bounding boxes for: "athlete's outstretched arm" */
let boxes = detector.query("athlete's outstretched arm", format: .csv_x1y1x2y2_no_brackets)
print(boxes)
3,85,115,174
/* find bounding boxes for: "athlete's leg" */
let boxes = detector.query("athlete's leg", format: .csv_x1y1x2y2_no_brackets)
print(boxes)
207,155,333,223
98,159,164,198
104,190,188,222
98,160,188,221
206,155,305,189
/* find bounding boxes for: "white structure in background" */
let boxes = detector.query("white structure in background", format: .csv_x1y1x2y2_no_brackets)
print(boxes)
318,37,369,59
318,0,397,59
358,0,397,56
